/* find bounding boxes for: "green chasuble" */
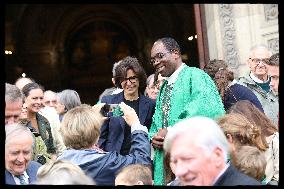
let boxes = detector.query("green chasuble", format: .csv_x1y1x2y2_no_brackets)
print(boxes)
149,65,225,185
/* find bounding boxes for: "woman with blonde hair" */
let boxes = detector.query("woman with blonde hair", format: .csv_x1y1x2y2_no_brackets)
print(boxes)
217,113,268,184
217,113,267,154
227,100,279,185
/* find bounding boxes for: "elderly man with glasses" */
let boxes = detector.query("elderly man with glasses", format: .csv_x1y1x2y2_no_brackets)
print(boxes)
236,45,278,125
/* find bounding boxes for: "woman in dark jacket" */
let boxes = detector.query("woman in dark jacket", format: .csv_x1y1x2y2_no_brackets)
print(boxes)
203,59,264,112
98,56,156,155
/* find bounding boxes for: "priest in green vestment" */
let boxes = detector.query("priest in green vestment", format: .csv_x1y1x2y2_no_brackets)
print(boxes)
149,37,225,185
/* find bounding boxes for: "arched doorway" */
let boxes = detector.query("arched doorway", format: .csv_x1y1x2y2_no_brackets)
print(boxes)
63,20,137,104
6,4,201,104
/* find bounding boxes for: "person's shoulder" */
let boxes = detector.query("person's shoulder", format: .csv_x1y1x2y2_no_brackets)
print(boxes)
227,164,261,185
230,83,254,94
236,74,254,85
29,160,42,168
36,113,50,125
182,66,207,77
140,94,155,105
101,92,120,102
99,87,117,100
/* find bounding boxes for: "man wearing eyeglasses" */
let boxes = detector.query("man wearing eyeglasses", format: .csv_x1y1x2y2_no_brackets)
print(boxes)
237,45,278,125
148,37,225,185
266,53,279,96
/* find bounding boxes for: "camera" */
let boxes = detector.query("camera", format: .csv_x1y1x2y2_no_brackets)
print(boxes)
36,154,47,165
100,103,124,117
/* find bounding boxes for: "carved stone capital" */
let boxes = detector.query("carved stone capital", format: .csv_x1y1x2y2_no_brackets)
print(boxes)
264,4,278,21
268,38,279,54
219,4,239,70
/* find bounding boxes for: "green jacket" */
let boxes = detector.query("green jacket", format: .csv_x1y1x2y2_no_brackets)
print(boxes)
149,65,225,185
22,113,56,164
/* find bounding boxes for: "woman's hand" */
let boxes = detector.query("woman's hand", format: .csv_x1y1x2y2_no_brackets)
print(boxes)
119,102,139,126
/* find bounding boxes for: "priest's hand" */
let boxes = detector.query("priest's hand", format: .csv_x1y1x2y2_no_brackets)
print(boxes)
151,128,168,149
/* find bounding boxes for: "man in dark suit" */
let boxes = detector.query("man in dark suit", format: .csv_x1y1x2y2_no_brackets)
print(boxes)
5,123,42,185
98,56,155,155
163,116,261,186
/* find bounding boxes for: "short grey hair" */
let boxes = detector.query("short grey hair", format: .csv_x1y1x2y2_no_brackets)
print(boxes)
112,60,122,77
164,116,229,162
5,123,35,149
57,89,81,112
248,44,273,58
146,74,155,86
5,83,23,103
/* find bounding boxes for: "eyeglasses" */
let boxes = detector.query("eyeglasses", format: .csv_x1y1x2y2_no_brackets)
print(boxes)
249,58,269,65
150,51,172,65
120,76,138,85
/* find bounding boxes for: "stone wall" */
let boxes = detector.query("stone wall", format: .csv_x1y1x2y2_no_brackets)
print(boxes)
204,4,279,78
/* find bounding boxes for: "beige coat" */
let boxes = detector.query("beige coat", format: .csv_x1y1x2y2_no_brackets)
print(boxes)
39,106,66,156
264,132,279,183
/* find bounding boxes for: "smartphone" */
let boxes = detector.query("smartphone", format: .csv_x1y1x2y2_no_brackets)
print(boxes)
109,104,124,117
100,103,124,117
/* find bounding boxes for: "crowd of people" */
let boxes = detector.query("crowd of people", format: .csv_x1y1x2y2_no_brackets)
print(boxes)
5,37,279,186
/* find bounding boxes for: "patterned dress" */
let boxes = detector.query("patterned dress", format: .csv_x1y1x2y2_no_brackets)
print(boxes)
149,65,225,185
21,113,56,164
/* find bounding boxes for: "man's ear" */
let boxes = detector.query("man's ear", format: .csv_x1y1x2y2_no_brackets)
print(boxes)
137,181,144,185
111,78,115,85
171,49,180,59
212,147,226,168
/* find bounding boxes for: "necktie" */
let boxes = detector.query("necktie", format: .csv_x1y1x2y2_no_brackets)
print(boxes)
16,175,27,185
161,81,173,128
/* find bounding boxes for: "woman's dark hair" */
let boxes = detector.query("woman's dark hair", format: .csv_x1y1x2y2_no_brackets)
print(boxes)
114,56,147,93
22,82,45,97
203,59,234,102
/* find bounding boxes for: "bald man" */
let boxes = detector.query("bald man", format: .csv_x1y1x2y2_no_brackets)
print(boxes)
14,77,34,91
43,90,57,108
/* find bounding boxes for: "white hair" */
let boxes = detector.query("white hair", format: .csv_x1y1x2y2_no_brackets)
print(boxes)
164,116,229,162
36,159,95,185
248,44,273,58
112,60,122,77
5,123,35,149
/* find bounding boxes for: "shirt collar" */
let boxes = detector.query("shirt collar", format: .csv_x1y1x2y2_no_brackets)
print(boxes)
166,63,186,85
250,72,269,83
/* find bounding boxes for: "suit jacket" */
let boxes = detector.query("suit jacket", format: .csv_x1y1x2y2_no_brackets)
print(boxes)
5,161,42,185
98,92,155,152
213,164,261,186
